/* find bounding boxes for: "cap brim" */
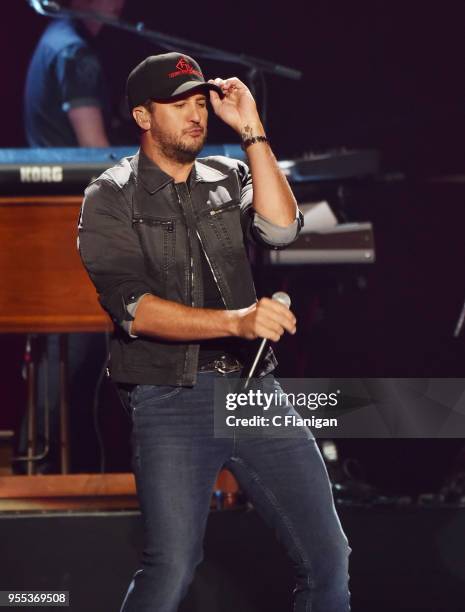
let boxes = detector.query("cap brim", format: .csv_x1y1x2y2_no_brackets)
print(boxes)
159,81,224,101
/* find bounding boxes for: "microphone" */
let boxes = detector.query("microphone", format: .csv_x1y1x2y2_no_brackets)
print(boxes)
242,291,291,390
28,0,61,15
42,0,61,10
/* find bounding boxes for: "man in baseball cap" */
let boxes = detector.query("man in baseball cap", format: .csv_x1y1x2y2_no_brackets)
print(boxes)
79,50,349,612
126,51,227,164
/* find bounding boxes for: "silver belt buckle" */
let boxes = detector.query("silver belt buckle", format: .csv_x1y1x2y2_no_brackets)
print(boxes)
214,355,241,374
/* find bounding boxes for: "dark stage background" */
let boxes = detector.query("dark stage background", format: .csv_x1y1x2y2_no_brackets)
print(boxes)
1,0,464,166
1,1,465,492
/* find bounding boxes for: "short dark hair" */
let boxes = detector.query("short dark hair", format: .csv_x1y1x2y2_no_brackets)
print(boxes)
142,99,154,113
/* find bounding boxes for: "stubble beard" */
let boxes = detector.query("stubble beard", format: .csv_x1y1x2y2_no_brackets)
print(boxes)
155,128,207,164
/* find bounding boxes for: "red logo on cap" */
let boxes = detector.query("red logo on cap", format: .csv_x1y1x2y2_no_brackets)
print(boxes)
168,57,203,79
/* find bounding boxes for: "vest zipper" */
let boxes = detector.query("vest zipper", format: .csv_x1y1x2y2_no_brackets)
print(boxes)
174,184,227,308
189,237,194,307
185,187,228,308
174,185,195,307
209,204,236,216
132,217,174,231
195,228,227,308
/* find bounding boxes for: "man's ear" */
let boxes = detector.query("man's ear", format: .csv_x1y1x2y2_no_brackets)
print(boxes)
132,106,151,131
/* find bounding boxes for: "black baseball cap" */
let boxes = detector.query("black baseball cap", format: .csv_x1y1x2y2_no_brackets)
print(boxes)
126,52,224,110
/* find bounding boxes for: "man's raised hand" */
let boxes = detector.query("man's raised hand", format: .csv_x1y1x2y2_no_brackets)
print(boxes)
207,77,263,136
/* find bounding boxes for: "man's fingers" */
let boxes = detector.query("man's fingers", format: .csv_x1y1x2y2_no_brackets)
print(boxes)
237,301,295,341
209,77,245,95
256,310,296,336
209,77,226,91
255,321,285,343
209,78,225,84
256,298,297,333
208,89,221,106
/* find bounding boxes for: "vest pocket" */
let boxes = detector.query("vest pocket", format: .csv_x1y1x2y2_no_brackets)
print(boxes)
200,200,242,258
133,216,177,296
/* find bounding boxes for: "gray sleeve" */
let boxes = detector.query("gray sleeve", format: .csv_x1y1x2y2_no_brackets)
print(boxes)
120,293,151,338
78,180,154,333
252,211,300,246
236,158,304,249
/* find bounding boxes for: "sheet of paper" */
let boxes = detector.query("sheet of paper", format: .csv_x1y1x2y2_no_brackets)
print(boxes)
299,201,338,233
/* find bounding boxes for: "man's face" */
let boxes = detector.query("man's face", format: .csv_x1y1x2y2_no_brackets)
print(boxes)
148,92,208,163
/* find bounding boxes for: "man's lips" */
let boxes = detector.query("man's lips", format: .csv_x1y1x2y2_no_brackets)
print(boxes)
184,128,204,136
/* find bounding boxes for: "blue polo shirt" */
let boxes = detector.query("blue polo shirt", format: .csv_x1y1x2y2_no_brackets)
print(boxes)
24,19,108,147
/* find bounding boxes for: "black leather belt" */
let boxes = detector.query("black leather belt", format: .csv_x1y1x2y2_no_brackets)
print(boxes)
198,354,242,374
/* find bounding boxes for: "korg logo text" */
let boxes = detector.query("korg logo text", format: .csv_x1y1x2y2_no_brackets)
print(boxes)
20,166,63,183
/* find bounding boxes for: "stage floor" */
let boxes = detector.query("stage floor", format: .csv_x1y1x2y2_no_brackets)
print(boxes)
1,500,465,611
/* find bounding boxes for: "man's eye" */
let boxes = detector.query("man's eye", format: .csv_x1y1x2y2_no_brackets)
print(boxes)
174,103,186,108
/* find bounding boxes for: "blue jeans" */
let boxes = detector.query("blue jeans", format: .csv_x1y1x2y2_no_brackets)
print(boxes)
120,372,350,611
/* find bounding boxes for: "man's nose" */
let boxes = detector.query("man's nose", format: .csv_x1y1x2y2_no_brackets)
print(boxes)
188,104,202,123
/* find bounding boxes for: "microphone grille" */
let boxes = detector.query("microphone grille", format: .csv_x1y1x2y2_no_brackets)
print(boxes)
272,291,291,308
